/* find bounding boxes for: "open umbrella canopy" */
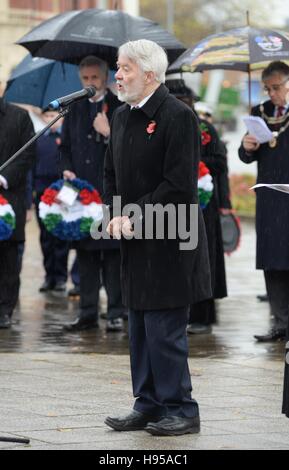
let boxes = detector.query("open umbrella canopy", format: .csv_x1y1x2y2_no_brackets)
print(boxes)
169,26,289,73
4,54,82,108
17,8,185,69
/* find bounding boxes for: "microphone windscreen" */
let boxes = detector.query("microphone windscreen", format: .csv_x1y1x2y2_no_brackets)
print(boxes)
86,86,97,98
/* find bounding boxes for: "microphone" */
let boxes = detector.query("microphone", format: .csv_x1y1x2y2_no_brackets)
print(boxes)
47,86,96,110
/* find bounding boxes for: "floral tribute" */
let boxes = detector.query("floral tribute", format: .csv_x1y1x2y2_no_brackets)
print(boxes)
39,179,103,241
0,195,16,241
198,161,214,209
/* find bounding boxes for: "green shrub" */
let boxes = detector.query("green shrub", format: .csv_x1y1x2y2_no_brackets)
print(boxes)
230,173,256,217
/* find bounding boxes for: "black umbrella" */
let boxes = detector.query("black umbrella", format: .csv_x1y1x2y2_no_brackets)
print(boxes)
17,8,185,69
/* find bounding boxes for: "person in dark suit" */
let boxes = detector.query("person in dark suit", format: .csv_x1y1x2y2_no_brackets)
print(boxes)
103,40,211,436
165,79,228,335
0,98,35,328
34,109,69,293
60,55,124,332
239,61,289,342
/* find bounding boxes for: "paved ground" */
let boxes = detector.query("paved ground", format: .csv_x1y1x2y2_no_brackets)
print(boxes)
0,217,288,450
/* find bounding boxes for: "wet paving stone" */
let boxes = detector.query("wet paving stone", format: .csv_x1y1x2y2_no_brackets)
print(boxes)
0,217,288,450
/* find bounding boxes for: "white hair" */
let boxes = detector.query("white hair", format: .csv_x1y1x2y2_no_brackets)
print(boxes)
118,39,168,84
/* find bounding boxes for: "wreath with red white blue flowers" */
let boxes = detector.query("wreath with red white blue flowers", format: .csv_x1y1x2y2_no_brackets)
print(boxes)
198,161,214,209
39,179,103,241
0,195,16,241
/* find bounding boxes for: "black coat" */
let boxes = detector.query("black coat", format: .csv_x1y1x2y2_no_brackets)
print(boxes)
0,99,35,242
60,89,121,250
200,119,227,299
104,84,212,310
34,131,62,194
239,100,289,270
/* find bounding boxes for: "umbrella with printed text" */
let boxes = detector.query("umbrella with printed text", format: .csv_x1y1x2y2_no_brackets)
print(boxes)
17,8,185,69
168,26,289,107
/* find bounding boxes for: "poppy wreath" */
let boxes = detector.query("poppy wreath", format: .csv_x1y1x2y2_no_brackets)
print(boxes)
39,179,103,241
198,161,214,209
200,122,212,146
0,195,16,241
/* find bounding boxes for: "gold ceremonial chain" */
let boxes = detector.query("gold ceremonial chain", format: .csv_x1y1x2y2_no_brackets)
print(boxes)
259,103,289,148
259,103,289,124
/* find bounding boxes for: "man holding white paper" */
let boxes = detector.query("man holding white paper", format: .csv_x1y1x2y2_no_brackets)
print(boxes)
239,60,289,342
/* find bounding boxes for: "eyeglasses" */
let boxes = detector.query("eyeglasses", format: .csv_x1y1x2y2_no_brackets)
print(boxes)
263,78,289,94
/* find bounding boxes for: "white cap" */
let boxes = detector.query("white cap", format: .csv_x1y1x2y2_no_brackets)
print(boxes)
194,101,213,116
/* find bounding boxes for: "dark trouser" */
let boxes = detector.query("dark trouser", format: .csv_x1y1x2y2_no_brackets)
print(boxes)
282,336,289,417
189,298,216,326
264,270,289,330
17,242,25,274
0,241,20,318
70,255,80,287
35,196,69,284
77,248,123,321
129,306,199,418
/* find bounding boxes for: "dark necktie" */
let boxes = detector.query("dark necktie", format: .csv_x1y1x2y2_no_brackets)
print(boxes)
276,106,285,117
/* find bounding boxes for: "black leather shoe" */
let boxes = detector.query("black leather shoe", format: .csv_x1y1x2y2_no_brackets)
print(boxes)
53,282,66,292
105,410,159,432
254,328,286,342
63,316,99,332
145,415,200,436
187,323,212,335
0,315,12,329
39,280,54,292
106,318,124,332
68,286,80,298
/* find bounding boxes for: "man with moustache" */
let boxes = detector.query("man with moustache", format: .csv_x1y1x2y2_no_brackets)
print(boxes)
239,61,289,342
103,40,211,436
60,56,124,332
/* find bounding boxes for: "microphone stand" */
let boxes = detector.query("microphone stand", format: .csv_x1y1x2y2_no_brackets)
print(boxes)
0,106,69,448
0,107,69,174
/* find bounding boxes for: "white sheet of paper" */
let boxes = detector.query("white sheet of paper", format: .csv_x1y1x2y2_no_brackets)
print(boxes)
56,184,78,207
251,183,289,194
243,116,274,143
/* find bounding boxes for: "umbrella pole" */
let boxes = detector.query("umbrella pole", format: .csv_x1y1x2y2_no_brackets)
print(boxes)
247,10,252,112
248,66,252,112
0,108,69,174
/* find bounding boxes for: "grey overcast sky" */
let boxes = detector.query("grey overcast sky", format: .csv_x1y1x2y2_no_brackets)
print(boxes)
270,0,289,26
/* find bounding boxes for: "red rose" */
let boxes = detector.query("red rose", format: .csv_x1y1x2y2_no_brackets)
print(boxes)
201,131,212,145
198,161,210,178
0,195,8,205
79,189,102,205
41,189,58,206
146,121,157,135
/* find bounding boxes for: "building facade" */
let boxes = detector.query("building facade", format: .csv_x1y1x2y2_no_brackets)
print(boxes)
0,0,139,91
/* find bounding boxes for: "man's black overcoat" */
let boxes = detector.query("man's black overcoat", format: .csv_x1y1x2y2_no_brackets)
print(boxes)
104,84,211,310
0,99,35,242
239,99,289,270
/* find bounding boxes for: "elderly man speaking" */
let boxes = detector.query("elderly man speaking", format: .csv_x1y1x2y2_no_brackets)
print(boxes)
103,39,211,436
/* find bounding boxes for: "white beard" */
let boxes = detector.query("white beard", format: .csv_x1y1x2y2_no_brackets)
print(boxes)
117,81,146,105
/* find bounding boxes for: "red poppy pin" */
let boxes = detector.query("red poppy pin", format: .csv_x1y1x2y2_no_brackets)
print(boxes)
146,120,157,137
